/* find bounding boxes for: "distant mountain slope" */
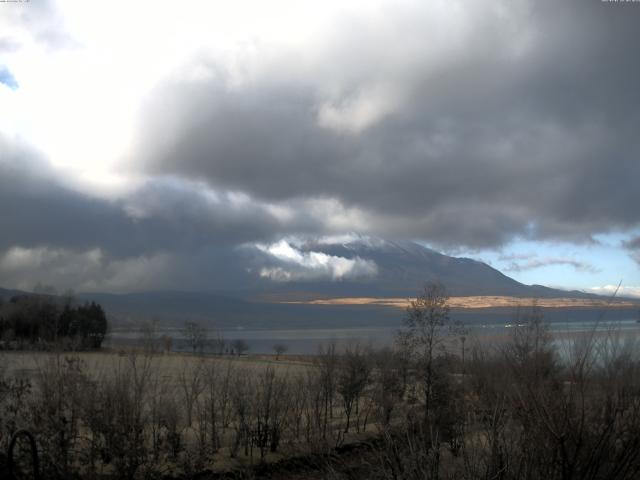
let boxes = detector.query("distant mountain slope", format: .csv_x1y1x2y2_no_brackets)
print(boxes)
0,286,29,300
1,238,606,328
74,290,401,329
254,239,596,299
75,291,254,327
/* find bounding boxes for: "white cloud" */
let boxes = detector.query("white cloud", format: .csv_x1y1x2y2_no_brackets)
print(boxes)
583,285,640,299
504,256,600,274
313,233,370,246
256,240,377,282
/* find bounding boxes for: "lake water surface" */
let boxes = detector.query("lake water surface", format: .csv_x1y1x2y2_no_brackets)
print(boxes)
106,317,640,355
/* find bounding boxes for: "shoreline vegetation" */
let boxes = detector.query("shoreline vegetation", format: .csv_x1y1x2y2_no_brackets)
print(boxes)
2,284,640,479
282,295,640,310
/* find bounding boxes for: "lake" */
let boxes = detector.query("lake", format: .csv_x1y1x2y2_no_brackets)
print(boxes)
106,315,640,355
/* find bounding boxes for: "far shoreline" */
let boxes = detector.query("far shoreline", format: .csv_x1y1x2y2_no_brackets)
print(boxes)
281,295,640,310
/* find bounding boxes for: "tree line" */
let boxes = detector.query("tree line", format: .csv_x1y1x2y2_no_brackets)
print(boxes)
0,294,108,350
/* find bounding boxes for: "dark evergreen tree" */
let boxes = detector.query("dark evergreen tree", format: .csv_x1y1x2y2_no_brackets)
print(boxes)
0,294,108,349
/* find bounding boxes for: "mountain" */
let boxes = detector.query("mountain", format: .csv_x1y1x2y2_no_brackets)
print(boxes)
0,286,29,300
76,239,607,328
75,291,255,328
248,238,595,299
1,239,607,329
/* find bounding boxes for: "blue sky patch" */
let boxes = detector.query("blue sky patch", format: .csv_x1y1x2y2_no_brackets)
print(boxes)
0,66,19,90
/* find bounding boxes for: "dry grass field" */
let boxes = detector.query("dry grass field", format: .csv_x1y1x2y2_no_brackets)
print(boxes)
1,350,310,382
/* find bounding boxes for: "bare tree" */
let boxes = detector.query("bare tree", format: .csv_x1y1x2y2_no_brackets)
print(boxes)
160,334,173,354
139,320,159,354
314,343,340,444
178,359,204,428
272,343,288,360
337,344,371,433
505,302,556,384
253,366,290,457
183,321,207,353
231,339,249,356
211,330,225,355
287,373,308,441
371,348,406,427
229,368,252,458
397,282,453,422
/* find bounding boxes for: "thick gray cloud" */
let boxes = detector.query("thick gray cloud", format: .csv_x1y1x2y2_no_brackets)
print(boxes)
132,0,640,249
0,135,324,257
0,136,359,291
2,0,640,292
1,139,138,255
0,134,319,291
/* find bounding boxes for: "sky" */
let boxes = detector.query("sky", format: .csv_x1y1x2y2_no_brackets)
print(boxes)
0,0,639,296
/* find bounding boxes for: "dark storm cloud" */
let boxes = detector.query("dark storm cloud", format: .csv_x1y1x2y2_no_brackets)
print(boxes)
0,136,322,259
133,0,640,250
0,135,342,290
135,80,355,202
0,138,115,252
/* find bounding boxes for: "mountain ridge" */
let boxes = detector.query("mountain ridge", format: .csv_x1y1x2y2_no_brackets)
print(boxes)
2,239,624,328
255,238,598,299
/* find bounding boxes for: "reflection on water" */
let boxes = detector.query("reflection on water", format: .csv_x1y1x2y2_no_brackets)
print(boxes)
106,318,640,355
